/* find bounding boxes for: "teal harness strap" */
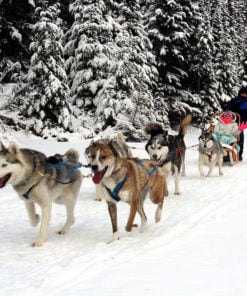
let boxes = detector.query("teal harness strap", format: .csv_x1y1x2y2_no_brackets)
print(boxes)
48,161,81,179
137,159,158,176
105,176,127,202
66,163,82,179
23,184,36,199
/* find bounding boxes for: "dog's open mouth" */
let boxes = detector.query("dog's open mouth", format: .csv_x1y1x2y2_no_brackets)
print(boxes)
0,174,11,188
92,167,108,184
153,156,162,165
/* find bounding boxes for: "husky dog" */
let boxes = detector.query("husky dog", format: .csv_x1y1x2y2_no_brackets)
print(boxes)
198,130,224,177
0,142,82,247
85,132,132,201
144,114,192,195
87,141,168,242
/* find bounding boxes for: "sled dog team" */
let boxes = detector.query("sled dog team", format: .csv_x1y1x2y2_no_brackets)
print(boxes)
0,114,228,246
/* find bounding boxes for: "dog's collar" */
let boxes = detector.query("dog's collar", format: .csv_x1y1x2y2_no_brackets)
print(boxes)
206,153,212,161
104,176,127,202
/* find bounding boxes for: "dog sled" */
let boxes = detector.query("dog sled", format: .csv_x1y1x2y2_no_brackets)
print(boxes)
209,111,241,165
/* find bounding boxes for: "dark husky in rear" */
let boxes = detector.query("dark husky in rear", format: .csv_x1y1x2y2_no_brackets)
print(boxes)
144,114,192,194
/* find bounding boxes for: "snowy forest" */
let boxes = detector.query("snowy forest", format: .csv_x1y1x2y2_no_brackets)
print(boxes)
0,0,246,140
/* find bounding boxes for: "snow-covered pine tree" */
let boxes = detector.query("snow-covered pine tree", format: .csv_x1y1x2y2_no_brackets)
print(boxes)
0,0,35,82
93,0,158,139
211,2,239,107
227,0,247,90
144,0,200,126
188,0,221,121
16,2,72,137
64,0,116,137
241,48,247,86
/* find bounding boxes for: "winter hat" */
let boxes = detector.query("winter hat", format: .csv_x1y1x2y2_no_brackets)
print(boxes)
238,86,247,96
222,111,234,118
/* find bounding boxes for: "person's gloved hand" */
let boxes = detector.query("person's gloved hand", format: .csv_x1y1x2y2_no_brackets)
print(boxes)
238,122,247,131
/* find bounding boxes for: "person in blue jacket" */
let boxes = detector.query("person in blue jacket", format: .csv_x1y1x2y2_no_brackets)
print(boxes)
228,86,247,160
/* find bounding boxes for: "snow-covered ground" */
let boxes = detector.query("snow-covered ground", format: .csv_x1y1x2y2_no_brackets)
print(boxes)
0,128,247,296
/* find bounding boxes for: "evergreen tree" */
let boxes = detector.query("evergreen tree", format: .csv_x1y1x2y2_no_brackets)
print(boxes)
241,49,247,86
212,2,239,107
16,3,72,136
64,0,113,136
0,0,36,82
188,0,222,121
144,0,201,126
93,0,158,139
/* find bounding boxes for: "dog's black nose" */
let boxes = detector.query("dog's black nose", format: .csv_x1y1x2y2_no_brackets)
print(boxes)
91,164,98,171
153,154,157,160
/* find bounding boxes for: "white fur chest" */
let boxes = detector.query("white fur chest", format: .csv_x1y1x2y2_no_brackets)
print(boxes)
161,162,172,176
102,178,130,203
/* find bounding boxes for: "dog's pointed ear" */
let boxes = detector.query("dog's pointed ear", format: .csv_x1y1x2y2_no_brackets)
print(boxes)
8,142,20,156
0,142,6,151
109,140,118,156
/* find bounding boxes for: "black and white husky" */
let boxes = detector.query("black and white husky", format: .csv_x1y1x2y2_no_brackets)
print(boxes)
198,130,224,177
144,114,192,195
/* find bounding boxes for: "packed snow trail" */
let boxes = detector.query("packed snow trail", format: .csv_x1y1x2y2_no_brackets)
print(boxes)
0,129,247,296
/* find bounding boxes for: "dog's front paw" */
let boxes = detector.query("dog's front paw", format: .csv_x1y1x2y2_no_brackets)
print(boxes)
57,230,66,235
107,231,119,243
32,239,44,247
125,225,132,232
174,191,181,195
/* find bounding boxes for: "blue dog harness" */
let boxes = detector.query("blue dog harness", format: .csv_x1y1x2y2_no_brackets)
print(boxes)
103,160,158,202
48,161,82,179
137,159,158,176
23,161,81,199
104,176,127,202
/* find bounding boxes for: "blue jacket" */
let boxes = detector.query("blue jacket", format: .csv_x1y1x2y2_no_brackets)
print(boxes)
228,95,247,122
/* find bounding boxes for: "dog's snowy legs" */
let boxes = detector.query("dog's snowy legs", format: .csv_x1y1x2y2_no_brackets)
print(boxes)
32,202,52,247
138,191,147,232
125,196,138,232
95,183,102,201
24,200,40,226
107,201,119,242
58,200,76,235
181,157,186,177
174,167,181,195
199,155,205,177
218,156,224,175
206,161,215,177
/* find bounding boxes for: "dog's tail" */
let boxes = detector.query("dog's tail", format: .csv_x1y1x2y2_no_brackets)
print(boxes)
144,123,164,137
116,132,126,143
116,132,133,157
64,148,80,164
178,114,192,137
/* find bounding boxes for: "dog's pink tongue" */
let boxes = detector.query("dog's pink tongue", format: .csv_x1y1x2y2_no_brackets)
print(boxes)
92,171,103,184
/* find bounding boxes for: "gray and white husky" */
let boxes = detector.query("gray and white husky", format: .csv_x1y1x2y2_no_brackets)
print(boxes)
0,142,82,247
198,130,224,177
